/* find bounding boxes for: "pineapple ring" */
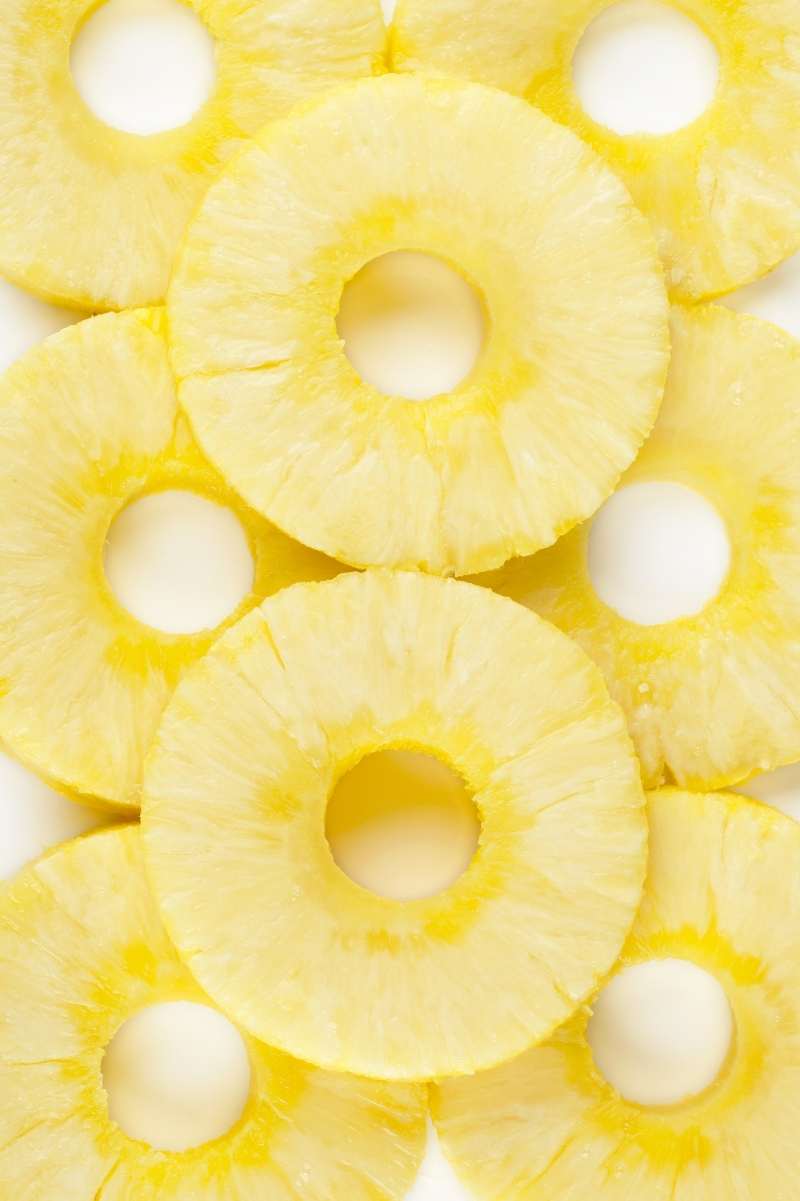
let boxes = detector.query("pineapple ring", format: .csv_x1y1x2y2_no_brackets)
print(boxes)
391,0,800,301
168,73,670,577
0,0,385,311
479,305,800,791
0,826,427,1200
433,788,800,1201
0,309,341,812
142,570,647,1080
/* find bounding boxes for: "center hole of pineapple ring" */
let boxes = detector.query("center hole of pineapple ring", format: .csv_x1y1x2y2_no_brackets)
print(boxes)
102,1001,252,1151
71,0,216,136
337,251,486,402
588,481,730,626
104,489,254,635
572,1,719,135
588,959,734,1106
326,750,481,901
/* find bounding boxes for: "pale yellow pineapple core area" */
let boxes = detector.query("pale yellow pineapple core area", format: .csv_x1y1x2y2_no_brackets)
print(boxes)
0,0,386,309
0,310,341,811
478,304,800,791
169,73,669,576
326,749,481,901
142,570,647,1080
434,788,800,1201
391,0,800,301
0,827,427,1200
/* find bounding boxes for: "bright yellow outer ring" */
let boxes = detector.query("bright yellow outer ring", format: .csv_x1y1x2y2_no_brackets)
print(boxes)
391,0,800,301
142,570,647,1081
433,788,800,1201
477,304,800,792
168,73,669,577
0,825,427,1201
0,309,342,811
0,0,386,310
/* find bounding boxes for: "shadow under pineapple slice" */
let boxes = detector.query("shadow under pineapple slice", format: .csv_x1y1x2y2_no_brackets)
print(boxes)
0,825,427,1201
0,0,386,311
168,73,669,576
391,0,800,301
0,309,342,811
433,787,800,1201
142,570,647,1081
478,305,800,792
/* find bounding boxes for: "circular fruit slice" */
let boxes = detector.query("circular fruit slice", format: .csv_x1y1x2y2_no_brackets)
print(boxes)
0,309,341,811
433,787,800,1201
479,305,800,791
168,73,669,577
391,0,800,301
0,825,426,1201
0,0,385,310
142,570,647,1080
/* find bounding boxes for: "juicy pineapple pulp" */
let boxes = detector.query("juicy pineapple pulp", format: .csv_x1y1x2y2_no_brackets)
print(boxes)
0,309,340,811
168,73,669,576
0,0,386,310
479,305,800,792
0,826,427,1201
391,0,800,301
433,788,800,1201
142,570,647,1080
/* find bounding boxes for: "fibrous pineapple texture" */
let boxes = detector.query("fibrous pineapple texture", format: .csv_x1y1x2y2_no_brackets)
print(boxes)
434,787,800,1201
391,0,800,301
0,0,385,310
169,73,669,576
142,570,647,1080
479,305,800,791
0,309,341,810
0,826,427,1201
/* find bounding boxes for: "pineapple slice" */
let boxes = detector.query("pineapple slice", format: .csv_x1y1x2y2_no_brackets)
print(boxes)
0,0,385,310
142,570,647,1080
168,73,669,576
478,305,800,791
433,787,800,1201
0,309,341,812
0,825,426,1201
391,0,800,301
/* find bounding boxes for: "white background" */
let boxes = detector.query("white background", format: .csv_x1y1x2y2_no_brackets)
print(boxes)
3,0,800,1195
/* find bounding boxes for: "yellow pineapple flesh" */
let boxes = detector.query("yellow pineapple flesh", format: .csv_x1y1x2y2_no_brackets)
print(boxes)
391,0,800,300
0,0,386,310
142,570,646,1080
434,787,800,1201
0,309,341,811
479,304,800,792
168,73,669,576
0,825,427,1201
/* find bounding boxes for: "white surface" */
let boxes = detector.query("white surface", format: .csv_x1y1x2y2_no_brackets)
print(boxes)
338,251,486,401
573,1,719,135
104,489,254,635
0,1,799,1194
588,482,731,625
588,958,734,1106
326,750,480,901
71,0,216,135
103,1001,252,1151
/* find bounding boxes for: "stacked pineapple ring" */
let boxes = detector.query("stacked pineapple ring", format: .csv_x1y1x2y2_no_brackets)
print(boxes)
142,570,647,1080
0,825,426,1200
391,0,800,300
0,0,385,309
168,73,670,576
0,309,341,810
482,305,800,791
434,789,800,1200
